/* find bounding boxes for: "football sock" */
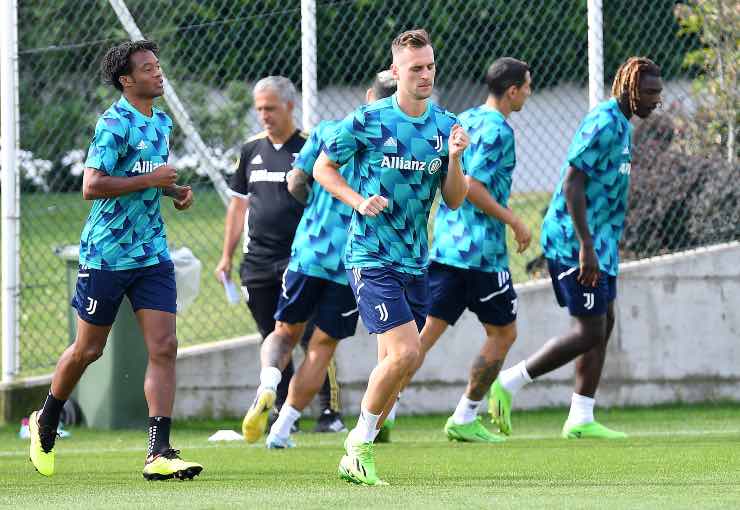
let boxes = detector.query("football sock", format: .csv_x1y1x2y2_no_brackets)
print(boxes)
259,366,282,391
271,404,301,439
499,360,533,395
147,416,171,457
38,391,65,431
276,360,294,411
452,395,482,425
567,393,595,426
351,408,381,443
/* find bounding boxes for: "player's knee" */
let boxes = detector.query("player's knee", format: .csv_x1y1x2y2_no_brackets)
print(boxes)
392,344,420,372
483,323,517,354
274,321,303,345
148,333,178,363
72,342,105,365
574,330,606,353
492,323,518,349
311,328,336,347
574,317,608,350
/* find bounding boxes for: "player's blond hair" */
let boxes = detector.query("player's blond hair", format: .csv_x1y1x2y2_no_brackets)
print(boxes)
611,57,661,114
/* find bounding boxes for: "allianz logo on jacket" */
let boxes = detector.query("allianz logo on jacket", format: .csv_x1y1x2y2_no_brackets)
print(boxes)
380,155,442,174
131,161,165,174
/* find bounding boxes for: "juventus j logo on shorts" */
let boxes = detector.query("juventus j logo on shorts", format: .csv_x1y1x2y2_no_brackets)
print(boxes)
374,302,389,322
583,293,595,310
85,298,98,315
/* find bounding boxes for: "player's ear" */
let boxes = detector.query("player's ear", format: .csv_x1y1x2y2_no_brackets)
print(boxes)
119,74,133,90
365,88,374,103
390,62,400,81
286,100,294,113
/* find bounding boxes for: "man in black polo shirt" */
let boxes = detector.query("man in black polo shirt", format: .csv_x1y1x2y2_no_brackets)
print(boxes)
215,76,343,433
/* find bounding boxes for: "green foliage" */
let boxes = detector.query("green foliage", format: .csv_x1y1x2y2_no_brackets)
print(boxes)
675,0,739,164
603,0,700,82
15,0,701,185
623,112,739,257
11,1,719,243
175,80,252,151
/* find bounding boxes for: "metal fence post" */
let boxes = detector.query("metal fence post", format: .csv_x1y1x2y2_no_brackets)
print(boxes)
301,0,318,131
587,0,605,108
1,0,21,384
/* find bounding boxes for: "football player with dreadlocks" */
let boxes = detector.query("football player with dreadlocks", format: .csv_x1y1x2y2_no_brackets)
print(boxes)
489,57,662,440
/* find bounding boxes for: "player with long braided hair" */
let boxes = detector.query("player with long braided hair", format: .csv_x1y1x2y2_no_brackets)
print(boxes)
489,57,662,439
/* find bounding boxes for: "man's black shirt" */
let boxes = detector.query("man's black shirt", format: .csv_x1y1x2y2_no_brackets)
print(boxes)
230,129,307,287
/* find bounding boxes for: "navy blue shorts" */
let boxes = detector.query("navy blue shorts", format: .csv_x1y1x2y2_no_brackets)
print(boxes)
347,267,429,335
71,261,177,326
428,262,517,327
274,270,359,340
547,258,616,316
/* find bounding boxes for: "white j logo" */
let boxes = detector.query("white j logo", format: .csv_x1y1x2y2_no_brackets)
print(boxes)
583,293,595,310
85,298,98,315
375,303,389,322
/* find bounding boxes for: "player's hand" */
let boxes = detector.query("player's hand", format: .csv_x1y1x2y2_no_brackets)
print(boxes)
578,243,600,287
510,216,532,253
214,257,232,283
448,124,469,159
356,195,388,217
149,164,178,187
173,186,194,210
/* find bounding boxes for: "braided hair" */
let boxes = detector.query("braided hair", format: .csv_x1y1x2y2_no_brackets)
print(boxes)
611,57,661,115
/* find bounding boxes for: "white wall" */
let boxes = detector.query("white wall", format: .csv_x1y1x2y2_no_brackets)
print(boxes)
173,242,740,418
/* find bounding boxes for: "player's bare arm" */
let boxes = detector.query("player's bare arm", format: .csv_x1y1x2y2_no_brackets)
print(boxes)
441,124,469,210
286,168,312,205
82,164,176,200
465,177,531,253
563,166,599,287
314,152,388,217
214,195,249,281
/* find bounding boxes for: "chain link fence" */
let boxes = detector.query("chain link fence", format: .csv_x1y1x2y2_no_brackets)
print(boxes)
4,0,737,375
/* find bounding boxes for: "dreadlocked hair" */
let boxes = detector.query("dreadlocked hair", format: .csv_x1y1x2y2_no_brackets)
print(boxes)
611,57,661,114
101,40,159,91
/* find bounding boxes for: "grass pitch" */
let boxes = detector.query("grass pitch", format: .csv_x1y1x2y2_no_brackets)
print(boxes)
1,404,739,509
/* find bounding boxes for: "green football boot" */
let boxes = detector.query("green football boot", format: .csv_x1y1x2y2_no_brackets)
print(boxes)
338,436,387,486
444,416,506,443
562,421,627,439
242,387,276,443
29,411,55,477
143,449,203,480
488,379,513,436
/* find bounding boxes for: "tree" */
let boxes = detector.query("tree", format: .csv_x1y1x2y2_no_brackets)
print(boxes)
675,0,739,164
